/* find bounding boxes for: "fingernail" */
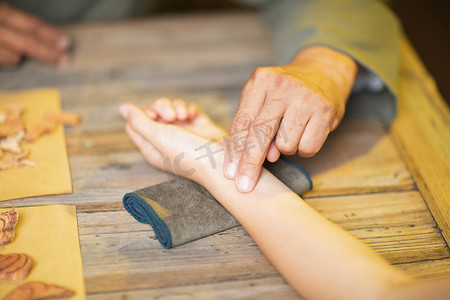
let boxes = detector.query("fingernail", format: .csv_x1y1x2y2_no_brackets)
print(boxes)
237,175,253,193
164,108,176,121
120,105,129,118
145,109,157,119
57,35,70,49
178,111,187,120
225,162,237,178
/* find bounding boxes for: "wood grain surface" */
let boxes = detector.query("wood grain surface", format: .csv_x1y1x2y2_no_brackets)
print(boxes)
391,38,450,244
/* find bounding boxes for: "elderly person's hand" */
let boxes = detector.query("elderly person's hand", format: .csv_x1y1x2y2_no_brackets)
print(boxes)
224,45,357,192
0,2,69,67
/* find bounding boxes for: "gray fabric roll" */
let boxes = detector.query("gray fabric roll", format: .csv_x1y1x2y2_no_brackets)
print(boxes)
123,157,312,248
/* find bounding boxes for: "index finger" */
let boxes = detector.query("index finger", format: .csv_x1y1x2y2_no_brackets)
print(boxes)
224,71,266,179
234,100,284,192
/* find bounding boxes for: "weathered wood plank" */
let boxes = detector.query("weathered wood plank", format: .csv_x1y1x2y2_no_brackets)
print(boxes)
0,151,168,207
58,86,236,135
0,13,272,91
306,191,450,263
87,277,300,300
85,258,450,300
391,38,450,244
397,258,450,280
293,120,415,197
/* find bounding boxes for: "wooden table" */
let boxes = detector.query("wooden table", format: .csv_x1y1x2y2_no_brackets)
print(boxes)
1,12,449,299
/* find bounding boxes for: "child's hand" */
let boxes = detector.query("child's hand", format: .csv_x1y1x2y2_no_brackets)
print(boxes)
145,98,227,141
120,99,227,181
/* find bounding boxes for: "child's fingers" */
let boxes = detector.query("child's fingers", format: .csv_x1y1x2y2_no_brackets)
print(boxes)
149,98,200,122
125,124,164,169
172,99,189,121
187,103,200,119
150,98,177,122
120,103,165,151
144,108,157,120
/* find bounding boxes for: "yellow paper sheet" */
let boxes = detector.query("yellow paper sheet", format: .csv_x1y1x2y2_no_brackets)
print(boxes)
0,89,72,201
0,205,85,299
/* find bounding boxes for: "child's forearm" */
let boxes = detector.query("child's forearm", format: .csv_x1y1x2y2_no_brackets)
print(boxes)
198,155,412,300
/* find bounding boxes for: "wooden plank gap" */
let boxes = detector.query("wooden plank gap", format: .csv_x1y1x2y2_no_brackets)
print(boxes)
390,37,450,246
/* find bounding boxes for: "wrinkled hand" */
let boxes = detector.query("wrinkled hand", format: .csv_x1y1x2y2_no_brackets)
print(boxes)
224,46,357,192
0,2,70,67
120,98,227,181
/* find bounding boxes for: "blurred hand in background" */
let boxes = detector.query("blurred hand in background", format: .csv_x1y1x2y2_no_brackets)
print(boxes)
0,2,70,67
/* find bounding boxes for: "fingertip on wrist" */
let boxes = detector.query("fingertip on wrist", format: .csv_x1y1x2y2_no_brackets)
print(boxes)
224,161,237,179
236,175,255,193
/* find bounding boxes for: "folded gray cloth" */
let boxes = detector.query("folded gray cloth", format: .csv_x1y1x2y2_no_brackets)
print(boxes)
123,157,312,248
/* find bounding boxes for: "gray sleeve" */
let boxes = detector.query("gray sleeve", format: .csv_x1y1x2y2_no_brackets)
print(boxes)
235,0,402,97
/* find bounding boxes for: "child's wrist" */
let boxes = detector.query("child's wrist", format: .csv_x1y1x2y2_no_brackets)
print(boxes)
187,139,226,186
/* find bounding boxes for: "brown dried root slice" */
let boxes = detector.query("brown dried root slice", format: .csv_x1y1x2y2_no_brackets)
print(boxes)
0,160,18,170
0,105,25,138
0,254,34,280
5,104,25,119
0,115,24,138
46,111,81,127
3,281,75,300
0,158,36,170
24,111,81,142
15,151,36,168
0,105,25,136
0,208,18,246
24,121,56,142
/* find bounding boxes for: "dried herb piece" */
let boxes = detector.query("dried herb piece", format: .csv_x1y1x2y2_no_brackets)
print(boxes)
0,131,25,153
0,253,34,280
24,121,56,142
0,208,18,246
3,281,75,300
5,104,25,119
0,104,81,171
0,152,36,170
0,105,25,138
46,111,81,127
